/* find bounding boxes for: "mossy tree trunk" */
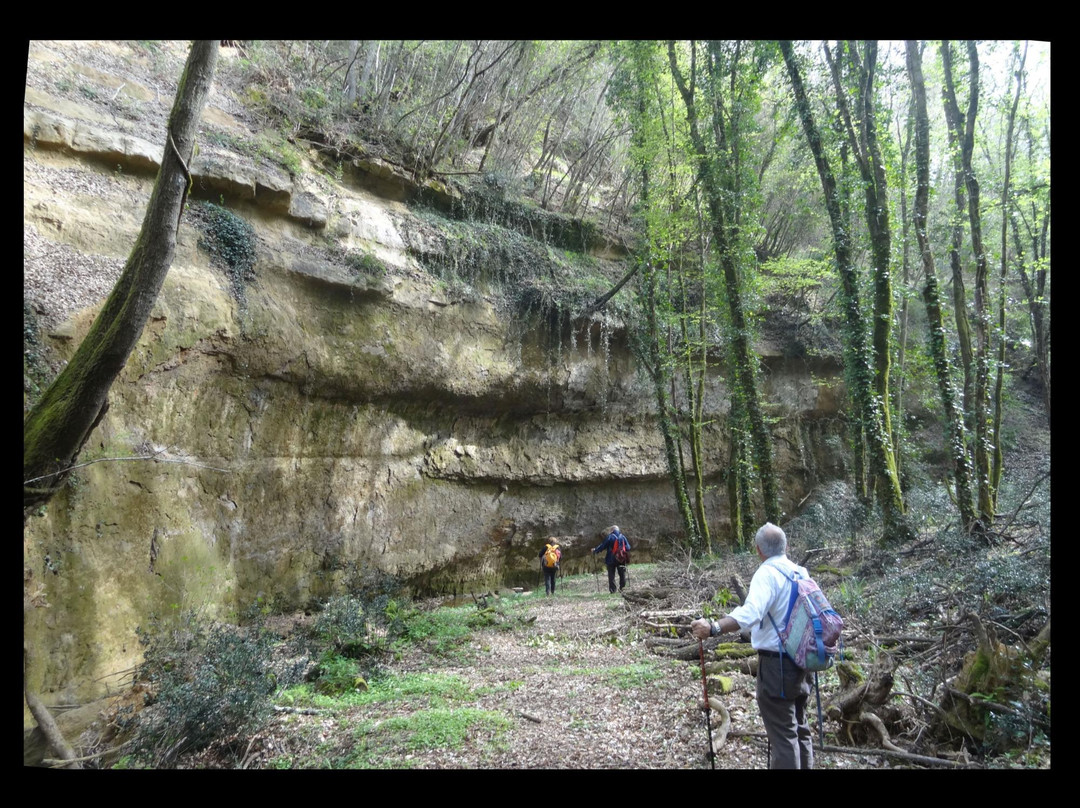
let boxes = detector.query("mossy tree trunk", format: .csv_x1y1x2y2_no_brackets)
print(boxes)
677,243,712,553
904,40,978,532
780,41,911,543
941,40,995,526
668,40,780,527
22,39,219,769
23,40,220,512
822,41,909,542
623,42,700,548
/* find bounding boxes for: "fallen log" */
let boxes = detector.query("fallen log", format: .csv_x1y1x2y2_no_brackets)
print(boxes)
639,609,695,620
704,657,758,677
652,642,702,661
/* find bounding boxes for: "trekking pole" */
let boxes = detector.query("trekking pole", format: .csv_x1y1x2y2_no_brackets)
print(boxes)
698,637,716,770
592,555,599,593
814,671,825,750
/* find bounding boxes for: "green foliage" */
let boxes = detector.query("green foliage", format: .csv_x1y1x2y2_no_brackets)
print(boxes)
702,586,735,618
193,201,257,303
835,577,869,618
127,607,302,766
396,604,474,657
344,250,386,278
369,708,510,751
304,572,412,678
404,205,616,329
309,594,379,659
202,127,304,176
313,652,367,696
279,671,476,711
572,662,667,688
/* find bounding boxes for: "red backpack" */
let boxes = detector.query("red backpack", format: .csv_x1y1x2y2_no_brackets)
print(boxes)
613,534,630,565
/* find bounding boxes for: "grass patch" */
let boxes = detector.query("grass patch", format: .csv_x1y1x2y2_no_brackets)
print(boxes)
568,661,668,688
278,671,478,711
352,707,512,759
395,604,475,657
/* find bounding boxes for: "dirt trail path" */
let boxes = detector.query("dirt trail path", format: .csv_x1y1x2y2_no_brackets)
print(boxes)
250,566,775,769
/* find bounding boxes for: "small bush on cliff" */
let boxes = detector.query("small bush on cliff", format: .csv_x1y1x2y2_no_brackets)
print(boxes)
192,201,257,304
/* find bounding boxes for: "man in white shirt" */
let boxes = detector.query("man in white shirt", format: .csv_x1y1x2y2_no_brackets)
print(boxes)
691,522,814,769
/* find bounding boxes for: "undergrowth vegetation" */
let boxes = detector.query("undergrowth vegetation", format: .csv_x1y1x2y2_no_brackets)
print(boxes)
189,201,258,308
122,605,303,767
115,570,544,768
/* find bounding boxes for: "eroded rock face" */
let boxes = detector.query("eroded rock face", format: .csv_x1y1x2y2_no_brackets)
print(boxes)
23,42,848,707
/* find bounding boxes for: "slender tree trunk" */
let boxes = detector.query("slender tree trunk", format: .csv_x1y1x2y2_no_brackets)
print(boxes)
22,39,219,768
904,40,978,532
668,40,779,525
941,40,995,523
1011,210,1050,426
780,40,912,542
625,45,699,547
894,103,913,480
344,40,359,106
991,43,1027,503
23,40,219,511
822,41,908,540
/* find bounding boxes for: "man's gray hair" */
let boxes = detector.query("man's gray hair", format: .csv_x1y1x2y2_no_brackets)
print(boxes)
755,522,787,558
611,525,619,534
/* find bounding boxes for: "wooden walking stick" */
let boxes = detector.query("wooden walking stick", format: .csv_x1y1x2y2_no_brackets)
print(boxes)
699,638,716,769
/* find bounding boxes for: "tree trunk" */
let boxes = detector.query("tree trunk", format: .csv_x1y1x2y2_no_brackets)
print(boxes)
668,40,779,525
625,48,699,547
992,43,1028,501
823,41,908,542
904,40,978,532
23,40,219,512
22,40,219,766
780,40,911,542
941,40,995,525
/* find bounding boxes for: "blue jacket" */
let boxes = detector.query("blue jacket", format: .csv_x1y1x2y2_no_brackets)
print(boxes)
593,531,630,566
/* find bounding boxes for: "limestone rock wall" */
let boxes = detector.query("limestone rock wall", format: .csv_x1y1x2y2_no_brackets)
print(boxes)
23,42,848,707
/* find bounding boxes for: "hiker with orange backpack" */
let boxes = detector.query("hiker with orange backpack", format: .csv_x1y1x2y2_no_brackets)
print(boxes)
592,525,630,594
539,539,562,596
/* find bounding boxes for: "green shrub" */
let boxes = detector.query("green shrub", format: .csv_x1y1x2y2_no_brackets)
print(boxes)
345,250,386,278
314,652,367,696
129,608,294,766
193,202,257,303
309,594,378,659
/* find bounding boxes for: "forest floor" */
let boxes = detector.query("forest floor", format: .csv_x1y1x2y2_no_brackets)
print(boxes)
170,548,1048,771
181,564,837,771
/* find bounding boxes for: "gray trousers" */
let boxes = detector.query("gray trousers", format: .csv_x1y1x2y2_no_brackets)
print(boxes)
756,652,814,769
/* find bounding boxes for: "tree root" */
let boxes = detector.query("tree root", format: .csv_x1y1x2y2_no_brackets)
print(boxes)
860,709,905,753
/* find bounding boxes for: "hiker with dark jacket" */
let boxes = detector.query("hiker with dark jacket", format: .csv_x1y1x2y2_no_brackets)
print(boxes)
539,539,561,596
691,522,814,769
592,525,630,593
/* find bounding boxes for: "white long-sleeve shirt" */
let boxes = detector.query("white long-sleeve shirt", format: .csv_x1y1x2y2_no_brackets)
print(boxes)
726,554,809,652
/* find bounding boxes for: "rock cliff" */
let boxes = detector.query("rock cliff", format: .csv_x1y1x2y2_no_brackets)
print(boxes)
23,41,849,706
